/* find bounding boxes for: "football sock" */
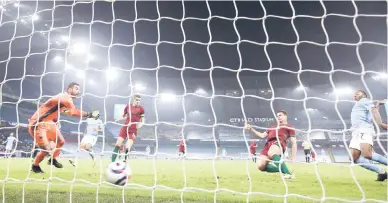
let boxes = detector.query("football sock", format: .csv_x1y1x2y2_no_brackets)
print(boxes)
32,147,39,159
265,164,280,173
371,152,388,165
280,162,291,175
124,149,129,161
272,154,292,175
111,146,119,162
356,156,384,174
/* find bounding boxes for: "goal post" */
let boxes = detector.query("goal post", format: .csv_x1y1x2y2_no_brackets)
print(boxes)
0,0,387,203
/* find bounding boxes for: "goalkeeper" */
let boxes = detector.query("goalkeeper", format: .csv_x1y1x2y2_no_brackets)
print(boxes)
28,82,99,173
246,110,297,179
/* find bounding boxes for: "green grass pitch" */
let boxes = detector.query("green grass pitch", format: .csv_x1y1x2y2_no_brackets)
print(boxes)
0,158,386,203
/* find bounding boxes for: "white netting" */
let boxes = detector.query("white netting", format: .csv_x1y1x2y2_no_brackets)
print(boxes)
0,0,387,203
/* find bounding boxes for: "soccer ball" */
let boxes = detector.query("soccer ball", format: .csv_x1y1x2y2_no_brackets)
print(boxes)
105,161,132,186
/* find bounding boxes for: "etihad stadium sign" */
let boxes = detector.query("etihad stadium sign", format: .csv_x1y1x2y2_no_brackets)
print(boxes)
229,117,274,123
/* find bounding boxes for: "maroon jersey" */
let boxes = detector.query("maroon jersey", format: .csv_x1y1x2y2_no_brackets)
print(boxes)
260,123,295,156
179,140,185,152
249,141,256,154
266,123,295,148
123,104,145,134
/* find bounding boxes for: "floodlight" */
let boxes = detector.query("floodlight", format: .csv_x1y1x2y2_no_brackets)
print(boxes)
334,87,353,95
195,88,207,95
65,64,74,70
86,54,95,62
296,85,305,91
372,72,388,81
71,43,88,55
134,83,146,91
89,80,96,85
160,93,176,102
32,14,39,21
76,70,85,79
107,69,118,81
61,35,69,42
53,56,62,62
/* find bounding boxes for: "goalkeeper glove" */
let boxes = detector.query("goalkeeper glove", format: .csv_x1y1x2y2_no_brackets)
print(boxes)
87,110,100,119
245,123,252,131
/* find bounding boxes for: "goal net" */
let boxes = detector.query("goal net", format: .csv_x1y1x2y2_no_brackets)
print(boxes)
0,0,387,203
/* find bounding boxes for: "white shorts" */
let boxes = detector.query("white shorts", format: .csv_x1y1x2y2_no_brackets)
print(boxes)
349,128,375,150
5,147,12,151
81,135,98,146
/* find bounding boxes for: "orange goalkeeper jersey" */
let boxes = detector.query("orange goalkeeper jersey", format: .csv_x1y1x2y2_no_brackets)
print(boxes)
29,93,84,124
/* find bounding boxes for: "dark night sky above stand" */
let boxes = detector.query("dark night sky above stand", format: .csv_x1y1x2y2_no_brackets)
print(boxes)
0,1,386,129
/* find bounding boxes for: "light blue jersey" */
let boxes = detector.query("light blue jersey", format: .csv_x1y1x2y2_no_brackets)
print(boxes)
351,98,375,129
86,118,103,136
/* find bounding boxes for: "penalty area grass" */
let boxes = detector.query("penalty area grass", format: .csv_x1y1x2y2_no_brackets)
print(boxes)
0,158,386,203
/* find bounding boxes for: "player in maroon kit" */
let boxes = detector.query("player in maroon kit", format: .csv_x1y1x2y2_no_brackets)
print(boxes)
311,150,316,162
177,139,185,158
249,141,257,163
111,95,145,162
246,110,297,178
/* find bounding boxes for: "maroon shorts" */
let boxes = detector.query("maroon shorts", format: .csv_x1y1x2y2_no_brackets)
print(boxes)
119,126,137,141
260,140,286,157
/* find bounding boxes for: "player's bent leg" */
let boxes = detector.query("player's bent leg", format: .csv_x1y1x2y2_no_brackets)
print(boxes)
32,146,40,160
359,141,388,165
80,141,92,152
268,145,292,175
351,147,387,180
112,136,125,162
350,148,361,163
371,151,388,165
47,129,64,168
257,155,272,172
359,143,388,181
360,143,373,160
85,143,93,152
32,133,51,173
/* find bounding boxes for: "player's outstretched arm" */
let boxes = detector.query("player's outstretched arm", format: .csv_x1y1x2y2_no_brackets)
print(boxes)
55,97,87,118
59,97,99,119
371,107,387,130
246,124,267,138
374,100,386,111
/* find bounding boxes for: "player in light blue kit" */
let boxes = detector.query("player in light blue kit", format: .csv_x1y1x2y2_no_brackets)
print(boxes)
349,90,388,181
69,115,103,167
2,133,21,158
